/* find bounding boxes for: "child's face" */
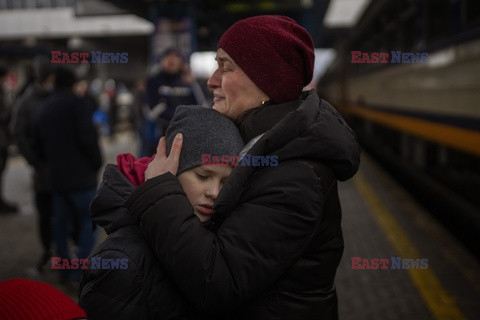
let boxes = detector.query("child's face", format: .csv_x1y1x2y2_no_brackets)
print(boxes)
177,165,233,222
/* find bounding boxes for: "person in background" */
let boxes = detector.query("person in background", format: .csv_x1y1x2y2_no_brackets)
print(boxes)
181,63,208,108
74,79,97,116
103,79,118,139
0,66,18,214
11,56,55,272
79,106,244,319
36,66,102,283
131,77,148,156
142,48,205,156
129,15,361,319
0,278,86,320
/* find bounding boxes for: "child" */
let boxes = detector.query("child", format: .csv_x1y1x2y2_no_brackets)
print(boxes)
79,106,244,319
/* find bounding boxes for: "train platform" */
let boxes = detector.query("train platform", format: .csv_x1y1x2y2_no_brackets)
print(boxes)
337,153,480,319
0,130,479,319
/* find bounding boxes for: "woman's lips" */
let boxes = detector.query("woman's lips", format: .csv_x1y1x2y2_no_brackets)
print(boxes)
213,95,224,103
196,205,214,216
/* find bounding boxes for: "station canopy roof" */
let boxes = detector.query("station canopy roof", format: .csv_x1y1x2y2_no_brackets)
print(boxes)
0,7,154,40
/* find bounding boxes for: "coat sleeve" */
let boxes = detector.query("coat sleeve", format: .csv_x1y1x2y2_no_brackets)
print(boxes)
127,161,324,312
78,250,148,320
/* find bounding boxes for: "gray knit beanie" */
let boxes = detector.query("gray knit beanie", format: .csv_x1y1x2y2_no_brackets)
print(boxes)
166,105,244,174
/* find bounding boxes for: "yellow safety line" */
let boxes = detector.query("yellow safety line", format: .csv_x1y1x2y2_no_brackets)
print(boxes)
354,172,466,320
346,106,480,157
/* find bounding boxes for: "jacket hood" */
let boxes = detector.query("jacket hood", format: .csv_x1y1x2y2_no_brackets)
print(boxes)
90,164,137,234
241,90,360,181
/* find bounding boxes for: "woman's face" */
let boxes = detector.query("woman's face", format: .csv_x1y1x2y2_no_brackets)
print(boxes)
177,165,233,222
207,48,268,119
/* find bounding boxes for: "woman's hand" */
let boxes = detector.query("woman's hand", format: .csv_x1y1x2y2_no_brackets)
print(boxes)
145,133,183,179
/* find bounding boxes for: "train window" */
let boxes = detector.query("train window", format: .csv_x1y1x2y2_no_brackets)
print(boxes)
400,5,421,51
425,0,450,45
464,0,480,28
401,16,420,51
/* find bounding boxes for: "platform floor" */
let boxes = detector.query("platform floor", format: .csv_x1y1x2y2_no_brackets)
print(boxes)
337,153,480,319
0,131,479,319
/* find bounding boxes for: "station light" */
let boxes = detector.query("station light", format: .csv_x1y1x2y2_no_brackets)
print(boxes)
323,0,370,28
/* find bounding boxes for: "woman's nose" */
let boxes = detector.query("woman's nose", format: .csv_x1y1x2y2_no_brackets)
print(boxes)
207,69,220,89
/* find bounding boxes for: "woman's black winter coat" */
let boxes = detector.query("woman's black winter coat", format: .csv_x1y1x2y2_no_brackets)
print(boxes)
127,90,361,319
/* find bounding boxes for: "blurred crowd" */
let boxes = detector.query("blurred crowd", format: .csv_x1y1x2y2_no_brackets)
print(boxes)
0,47,207,285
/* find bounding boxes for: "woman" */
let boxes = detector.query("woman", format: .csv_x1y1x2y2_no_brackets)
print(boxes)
129,15,361,319
78,106,244,319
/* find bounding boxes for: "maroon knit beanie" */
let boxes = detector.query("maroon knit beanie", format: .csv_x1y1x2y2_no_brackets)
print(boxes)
218,15,315,104
0,278,87,320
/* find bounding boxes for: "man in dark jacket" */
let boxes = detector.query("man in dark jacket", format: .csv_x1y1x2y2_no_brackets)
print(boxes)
129,16,361,319
37,66,102,282
12,56,55,271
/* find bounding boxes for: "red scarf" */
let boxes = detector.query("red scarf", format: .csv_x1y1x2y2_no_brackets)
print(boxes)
116,153,155,187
